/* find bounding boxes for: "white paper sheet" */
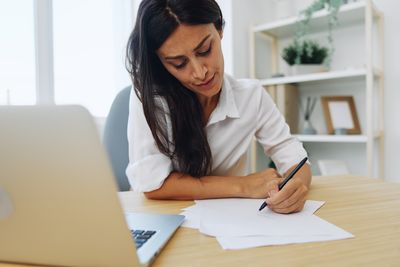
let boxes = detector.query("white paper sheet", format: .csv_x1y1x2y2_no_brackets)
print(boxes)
180,210,200,229
197,201,341,237
195,199,325,215
179,199,353,250
217,225,353,250
180,200,325,231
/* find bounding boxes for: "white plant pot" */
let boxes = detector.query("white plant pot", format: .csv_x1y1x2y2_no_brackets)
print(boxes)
290,64,328,75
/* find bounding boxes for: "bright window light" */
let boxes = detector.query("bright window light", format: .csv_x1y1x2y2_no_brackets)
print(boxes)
53,0,132,117
0,0,36,105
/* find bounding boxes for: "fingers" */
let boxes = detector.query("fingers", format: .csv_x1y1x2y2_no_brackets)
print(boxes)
271,195,306,214
268,180,301,205
266,179,280,197
266,179,308,214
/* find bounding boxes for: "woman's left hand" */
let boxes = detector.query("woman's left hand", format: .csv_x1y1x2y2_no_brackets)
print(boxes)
265,177,309,214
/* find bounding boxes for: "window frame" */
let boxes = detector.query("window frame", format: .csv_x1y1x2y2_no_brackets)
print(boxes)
33,0,137,109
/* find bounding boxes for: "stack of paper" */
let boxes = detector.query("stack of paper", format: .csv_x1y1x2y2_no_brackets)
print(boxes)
180,199,353,250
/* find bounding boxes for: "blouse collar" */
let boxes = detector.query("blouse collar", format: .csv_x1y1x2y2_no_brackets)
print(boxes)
207,74,240,126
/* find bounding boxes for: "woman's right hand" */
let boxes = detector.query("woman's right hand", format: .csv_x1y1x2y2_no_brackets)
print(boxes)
241,168,283,198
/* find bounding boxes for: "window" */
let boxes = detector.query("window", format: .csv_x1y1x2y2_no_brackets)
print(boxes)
0,0,36,105
52,0,133,117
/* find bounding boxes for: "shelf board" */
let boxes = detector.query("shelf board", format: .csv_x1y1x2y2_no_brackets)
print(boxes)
252,1,368,38
295,134,367,143
260,68,371,86
294,133,381,143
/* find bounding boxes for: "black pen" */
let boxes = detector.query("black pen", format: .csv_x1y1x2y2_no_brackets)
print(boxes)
258,157,308,211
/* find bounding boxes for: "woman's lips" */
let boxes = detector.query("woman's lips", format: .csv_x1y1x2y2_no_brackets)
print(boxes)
197,74,215,88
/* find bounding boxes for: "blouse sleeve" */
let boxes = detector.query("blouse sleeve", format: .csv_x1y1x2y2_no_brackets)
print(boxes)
125,89,173,192
255,85,308,175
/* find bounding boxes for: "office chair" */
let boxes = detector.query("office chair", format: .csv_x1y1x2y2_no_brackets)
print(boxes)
103,86,132,191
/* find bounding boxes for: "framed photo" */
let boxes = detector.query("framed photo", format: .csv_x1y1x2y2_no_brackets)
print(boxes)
321,96,361,134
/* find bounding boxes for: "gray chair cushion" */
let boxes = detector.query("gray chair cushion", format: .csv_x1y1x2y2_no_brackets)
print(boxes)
103,86,131,191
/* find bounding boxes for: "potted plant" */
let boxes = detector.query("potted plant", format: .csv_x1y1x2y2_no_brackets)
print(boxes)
282,39,329,75
294,0,344,67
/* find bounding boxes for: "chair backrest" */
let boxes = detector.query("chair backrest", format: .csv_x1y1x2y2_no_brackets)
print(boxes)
103,86,131,191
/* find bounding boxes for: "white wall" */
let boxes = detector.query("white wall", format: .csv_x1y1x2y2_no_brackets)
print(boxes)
224,0,400,181
216,0,234,75
374,0,400,182
228,0,274,78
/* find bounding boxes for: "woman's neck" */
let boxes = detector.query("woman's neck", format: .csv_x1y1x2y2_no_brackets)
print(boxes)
198,92,221,126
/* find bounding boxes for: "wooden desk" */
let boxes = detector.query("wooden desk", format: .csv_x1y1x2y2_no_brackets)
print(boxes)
2,176,400,266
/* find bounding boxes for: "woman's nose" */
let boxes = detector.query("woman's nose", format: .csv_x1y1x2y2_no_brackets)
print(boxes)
191,60,207,80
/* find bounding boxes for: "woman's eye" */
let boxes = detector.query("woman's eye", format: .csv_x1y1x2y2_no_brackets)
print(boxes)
198,44,212,56
174,60,187,69
175,63,186,69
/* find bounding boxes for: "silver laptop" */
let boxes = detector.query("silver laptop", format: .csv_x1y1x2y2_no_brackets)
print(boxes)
0,105,184,267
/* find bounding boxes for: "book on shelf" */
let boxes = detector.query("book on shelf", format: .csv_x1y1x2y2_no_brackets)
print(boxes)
265,84,299,134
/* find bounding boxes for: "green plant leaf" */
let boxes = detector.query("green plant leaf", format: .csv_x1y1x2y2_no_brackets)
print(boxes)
292,0,343,67
282,40,329,65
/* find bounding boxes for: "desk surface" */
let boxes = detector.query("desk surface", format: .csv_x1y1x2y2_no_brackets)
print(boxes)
2,176,400,266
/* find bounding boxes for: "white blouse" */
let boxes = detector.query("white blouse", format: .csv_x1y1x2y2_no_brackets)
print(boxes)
126,74,308,192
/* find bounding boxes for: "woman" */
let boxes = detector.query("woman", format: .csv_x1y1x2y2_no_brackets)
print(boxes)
125,0,311,214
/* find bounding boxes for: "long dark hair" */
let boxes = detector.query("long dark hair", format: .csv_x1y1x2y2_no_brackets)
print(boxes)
126,0,224,177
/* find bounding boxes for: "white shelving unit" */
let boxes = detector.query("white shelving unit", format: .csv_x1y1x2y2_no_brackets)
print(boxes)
259,68,381,86
249,0,384,178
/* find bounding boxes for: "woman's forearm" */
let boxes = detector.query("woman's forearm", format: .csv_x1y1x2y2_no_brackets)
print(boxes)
143,172,244,200
143,166,292,200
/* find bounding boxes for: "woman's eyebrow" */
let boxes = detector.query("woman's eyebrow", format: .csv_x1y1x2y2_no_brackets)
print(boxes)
164,34,211,60
192,34,211,51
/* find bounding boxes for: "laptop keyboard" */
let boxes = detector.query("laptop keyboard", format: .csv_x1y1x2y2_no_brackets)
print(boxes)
130,229,157,249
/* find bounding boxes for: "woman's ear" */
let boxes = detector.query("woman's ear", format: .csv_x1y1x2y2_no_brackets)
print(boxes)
218,29,223,39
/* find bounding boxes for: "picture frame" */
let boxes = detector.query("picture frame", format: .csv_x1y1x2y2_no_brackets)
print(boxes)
321,96,361,134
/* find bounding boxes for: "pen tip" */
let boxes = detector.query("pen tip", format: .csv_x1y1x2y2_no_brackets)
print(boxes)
259,202,267,211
